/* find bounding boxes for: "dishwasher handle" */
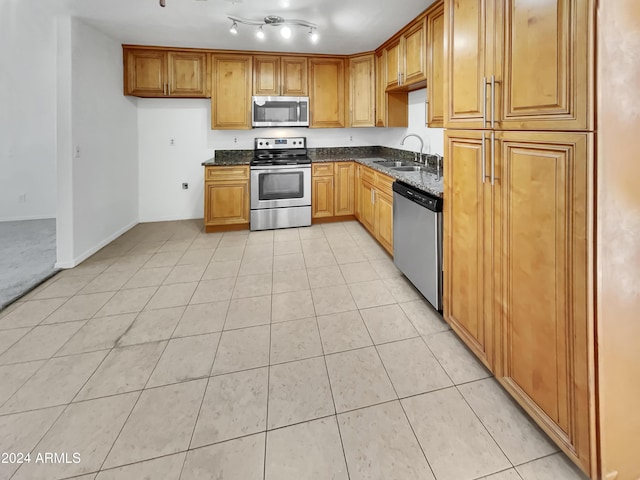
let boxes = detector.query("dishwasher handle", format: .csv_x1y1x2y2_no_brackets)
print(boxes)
392,182,443,213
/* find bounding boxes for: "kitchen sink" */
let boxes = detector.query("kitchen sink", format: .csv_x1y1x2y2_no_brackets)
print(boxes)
391,165,426,172
373,160,416,168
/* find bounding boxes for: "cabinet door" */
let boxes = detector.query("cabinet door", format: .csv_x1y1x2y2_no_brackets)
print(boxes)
498,0,592,130
309,58,346,128
204,181,249,226
211,54,252,130
375,51,387,127
125,49,167,97
354,165,362,220
253,56,280,96
360,181,376,234
402,17,427,87
312,176,334,218
281,57,308,96
496,131,591,472
350,54,375,128
427,4,445,127
375,191,393,255
168,51,208,97
444,130,493,368
385,38,401,90
334,162,355,216
444,0,491,128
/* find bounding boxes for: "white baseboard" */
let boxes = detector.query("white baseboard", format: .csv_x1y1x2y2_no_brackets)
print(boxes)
0,215,56,222
55,220,139,269
138,214,202,223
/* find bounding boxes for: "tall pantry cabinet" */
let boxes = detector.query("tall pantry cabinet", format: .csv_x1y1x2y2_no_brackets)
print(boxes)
443,0,596,477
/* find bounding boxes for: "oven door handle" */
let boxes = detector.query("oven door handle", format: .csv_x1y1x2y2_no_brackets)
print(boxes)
251,165,311,172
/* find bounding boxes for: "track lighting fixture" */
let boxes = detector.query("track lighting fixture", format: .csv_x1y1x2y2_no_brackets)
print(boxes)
227,15,318,42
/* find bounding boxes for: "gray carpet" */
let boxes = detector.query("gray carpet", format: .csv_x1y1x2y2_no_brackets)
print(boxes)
0,219,58,310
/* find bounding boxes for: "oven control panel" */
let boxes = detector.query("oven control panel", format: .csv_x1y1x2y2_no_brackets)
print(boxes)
255,137,307,150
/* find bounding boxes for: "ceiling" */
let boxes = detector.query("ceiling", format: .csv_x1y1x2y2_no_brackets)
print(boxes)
42,0,435,55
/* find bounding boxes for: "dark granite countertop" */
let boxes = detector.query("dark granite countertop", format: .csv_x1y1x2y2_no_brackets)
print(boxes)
202,146,443,197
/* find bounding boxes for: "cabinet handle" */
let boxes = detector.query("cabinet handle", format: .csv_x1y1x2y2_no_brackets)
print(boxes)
490,76,496,128
491,131,496,186
168,81,171,96
482,78,488,128
481,133,486,184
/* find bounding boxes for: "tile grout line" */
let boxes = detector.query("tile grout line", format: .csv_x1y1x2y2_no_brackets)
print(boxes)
358,311,440,480
303,250,352,480
262,234,276,480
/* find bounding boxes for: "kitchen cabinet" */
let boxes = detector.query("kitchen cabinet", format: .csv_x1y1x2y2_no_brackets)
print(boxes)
444,129,592,472
124,48,208,98
383,16,427,92
253,56,308,96
443,130,494,368
312,162,355,219
444,0,593,130
427,3,445,127
211,54,252,130
357,165,394,255
311,164,334,219
375,51,408,128
309,58,347,128
334,162,355,216
495,131,592,473
349,54,376,128
204,166,250,232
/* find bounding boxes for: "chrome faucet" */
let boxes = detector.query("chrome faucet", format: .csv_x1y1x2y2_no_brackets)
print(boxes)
401,134,424,163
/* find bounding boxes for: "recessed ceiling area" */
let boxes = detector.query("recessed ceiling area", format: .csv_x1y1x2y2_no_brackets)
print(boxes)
40,0,435,54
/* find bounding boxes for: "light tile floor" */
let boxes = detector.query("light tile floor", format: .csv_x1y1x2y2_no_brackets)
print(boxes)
0,220,590,480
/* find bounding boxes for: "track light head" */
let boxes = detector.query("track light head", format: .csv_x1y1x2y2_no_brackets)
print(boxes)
256,26,265,39
230,21,238,34
280,25,292,39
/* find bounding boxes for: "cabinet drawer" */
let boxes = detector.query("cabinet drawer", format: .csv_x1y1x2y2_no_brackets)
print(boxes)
205,166,249,181
361,166,376,185
376,172,394,197
312,163,334,177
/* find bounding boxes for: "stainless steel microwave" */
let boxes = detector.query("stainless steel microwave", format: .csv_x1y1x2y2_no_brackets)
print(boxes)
252,96,309,127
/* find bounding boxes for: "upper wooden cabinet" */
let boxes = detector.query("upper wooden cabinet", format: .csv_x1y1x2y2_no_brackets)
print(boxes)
445,0,594,130
382,16,427,92
427,4,445,127
124,48,208,98
211,54,252,130
375,51,408,128
253,56,308,96
281,57,308,96
402,17,427,87
349,54,376,128
309,58,346,128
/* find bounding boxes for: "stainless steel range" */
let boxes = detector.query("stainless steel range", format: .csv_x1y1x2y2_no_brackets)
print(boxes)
250,137,312,231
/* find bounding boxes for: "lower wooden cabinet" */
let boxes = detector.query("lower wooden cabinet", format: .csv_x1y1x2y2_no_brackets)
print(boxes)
203,166,250,232
312,175,334,218
312,162,355,219
356,165,394,255
444,129,593,472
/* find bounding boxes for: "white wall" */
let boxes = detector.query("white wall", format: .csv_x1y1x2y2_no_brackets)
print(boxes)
56,18,139,267
138,89,443,222
0,1,57,221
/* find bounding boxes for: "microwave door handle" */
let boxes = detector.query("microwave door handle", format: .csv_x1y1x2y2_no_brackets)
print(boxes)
297,103,301,121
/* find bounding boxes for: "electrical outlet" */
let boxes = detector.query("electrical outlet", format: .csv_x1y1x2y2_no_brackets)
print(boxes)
349,135,353,142
170,138,175,146
234,137,238,144
18,194,26,203
182,183,189,190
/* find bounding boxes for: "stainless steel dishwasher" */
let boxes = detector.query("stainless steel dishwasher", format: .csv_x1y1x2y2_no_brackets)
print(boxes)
392,181,443,311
